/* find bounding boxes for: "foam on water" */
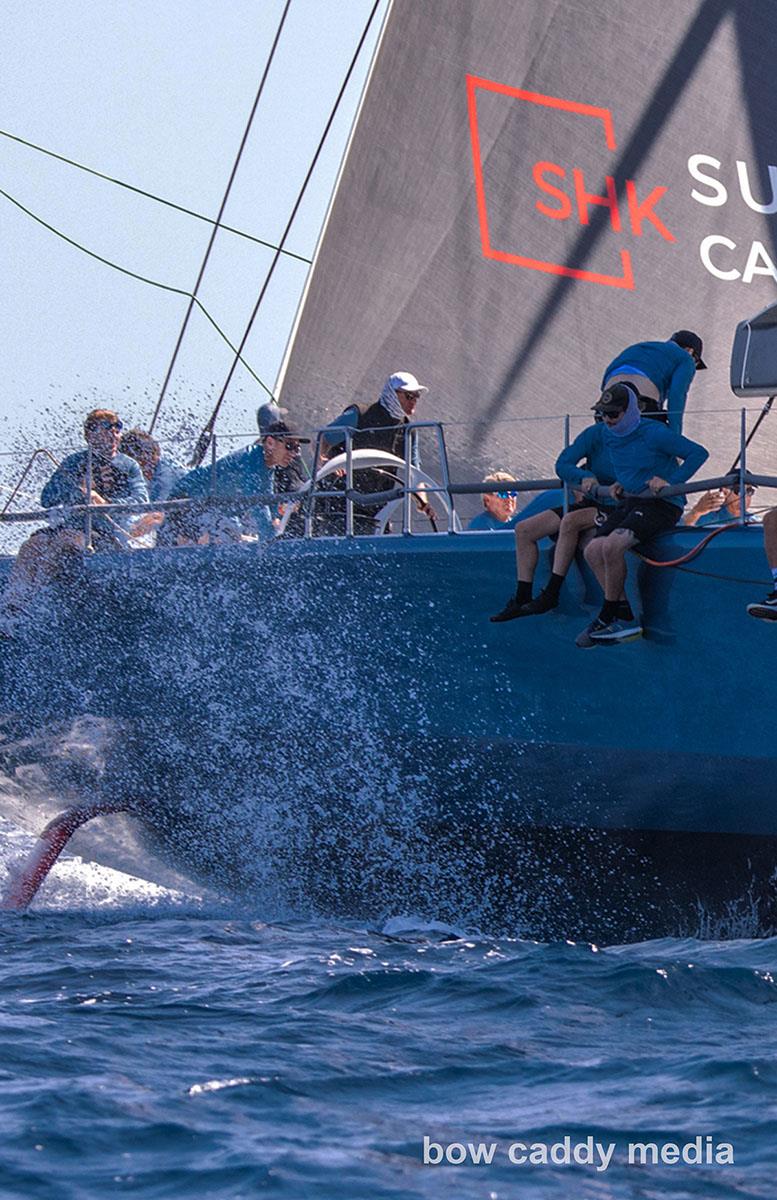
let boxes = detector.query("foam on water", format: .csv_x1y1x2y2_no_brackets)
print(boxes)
0,815,197,912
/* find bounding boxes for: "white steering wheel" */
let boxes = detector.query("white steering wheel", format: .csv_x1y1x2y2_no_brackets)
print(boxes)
274,448,460,535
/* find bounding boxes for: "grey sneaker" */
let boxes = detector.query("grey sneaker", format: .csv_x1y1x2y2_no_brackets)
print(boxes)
589,617,643,644
746,590,777,621
575,618,605,648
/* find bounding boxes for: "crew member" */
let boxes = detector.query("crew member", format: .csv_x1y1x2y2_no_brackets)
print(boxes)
490,415,617,622
321,371,435,533
684,484,755,526
579,383,708,646
468,473,521,531
0,409,147,636
162,421,309,545
602,329,707,432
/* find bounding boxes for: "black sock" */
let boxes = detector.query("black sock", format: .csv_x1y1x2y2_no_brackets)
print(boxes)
543,572,565,600
599,599,619,623
616,599,634,620
516,580,533,604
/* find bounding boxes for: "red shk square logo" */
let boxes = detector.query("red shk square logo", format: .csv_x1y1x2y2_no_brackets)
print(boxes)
466,74,634,290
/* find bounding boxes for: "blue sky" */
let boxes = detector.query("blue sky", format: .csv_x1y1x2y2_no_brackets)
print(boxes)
1,0,387,459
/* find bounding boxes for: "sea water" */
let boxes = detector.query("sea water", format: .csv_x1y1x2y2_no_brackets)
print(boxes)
1,836,776,1200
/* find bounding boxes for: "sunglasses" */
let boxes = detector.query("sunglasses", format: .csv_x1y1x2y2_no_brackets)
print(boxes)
496,490,518,499
92,420,123,432
398,390,421,400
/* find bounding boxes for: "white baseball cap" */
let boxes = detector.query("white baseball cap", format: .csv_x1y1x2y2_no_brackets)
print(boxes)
390,371,428,395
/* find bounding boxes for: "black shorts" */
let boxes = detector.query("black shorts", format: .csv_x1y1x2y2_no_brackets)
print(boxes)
550,497,609,520
593,497,681,544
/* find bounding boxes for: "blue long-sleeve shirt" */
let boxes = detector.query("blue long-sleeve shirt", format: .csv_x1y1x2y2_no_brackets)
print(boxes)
604,421,708,508
170,443,276,536
602,341,697,433
555,425,616,488
41,450,148,540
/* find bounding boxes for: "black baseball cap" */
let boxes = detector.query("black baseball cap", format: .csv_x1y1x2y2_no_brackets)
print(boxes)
592,382,637,414
671,329,707,369
264,420,310,444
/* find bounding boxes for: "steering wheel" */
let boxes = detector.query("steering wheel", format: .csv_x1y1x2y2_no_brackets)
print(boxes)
274,448,460,535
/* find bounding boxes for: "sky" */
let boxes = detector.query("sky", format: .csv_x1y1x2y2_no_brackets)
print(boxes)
0,0,388,467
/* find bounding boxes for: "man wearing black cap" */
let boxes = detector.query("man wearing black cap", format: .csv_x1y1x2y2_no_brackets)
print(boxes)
162,420,310,544
602,330,707,433
258,401,310,536
578,382,708,645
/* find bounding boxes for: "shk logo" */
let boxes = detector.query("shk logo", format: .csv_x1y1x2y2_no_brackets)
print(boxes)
466,74,675,291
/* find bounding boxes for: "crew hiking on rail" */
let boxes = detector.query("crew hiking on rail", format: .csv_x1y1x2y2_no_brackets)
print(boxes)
4,333,777,643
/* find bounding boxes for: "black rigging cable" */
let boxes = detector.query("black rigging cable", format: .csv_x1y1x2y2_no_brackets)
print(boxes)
189,0,382,468
0,128,310,264
727,395,775,474
0,186,273,396
149,0,294,434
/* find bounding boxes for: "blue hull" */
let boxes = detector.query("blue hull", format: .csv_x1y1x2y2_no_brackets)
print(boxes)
0,528,773,937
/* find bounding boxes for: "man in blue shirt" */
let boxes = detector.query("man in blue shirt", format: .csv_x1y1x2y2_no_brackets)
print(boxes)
468,473,520,531
580,383,708,645
602,329,706,433
684,485,755,527
0,408,147,636
490,423,617,622
118,427,182,543
39,409,148,545
469,475,565,532
162,421,309,545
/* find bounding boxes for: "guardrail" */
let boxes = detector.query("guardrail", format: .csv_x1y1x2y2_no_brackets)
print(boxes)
0,414,774,548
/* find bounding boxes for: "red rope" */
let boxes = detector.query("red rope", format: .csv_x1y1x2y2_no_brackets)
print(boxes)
636,521,741,568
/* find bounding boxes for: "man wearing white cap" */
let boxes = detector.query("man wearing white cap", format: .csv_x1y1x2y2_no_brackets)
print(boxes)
323,371,427,446
320,371,434,531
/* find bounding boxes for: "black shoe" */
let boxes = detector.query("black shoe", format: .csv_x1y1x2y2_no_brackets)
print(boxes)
519,590,559,616
747,590,777,621
490,595,528,623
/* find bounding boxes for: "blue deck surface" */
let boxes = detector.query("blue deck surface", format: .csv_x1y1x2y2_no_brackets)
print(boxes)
0,525,774,937
0,524,771,826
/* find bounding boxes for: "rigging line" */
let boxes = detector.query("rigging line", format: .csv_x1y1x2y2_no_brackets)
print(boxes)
149,0,294,435
0,128,311,266
190,0,383,468
634,522,737,569
728,395,775,473
0,186,273,399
